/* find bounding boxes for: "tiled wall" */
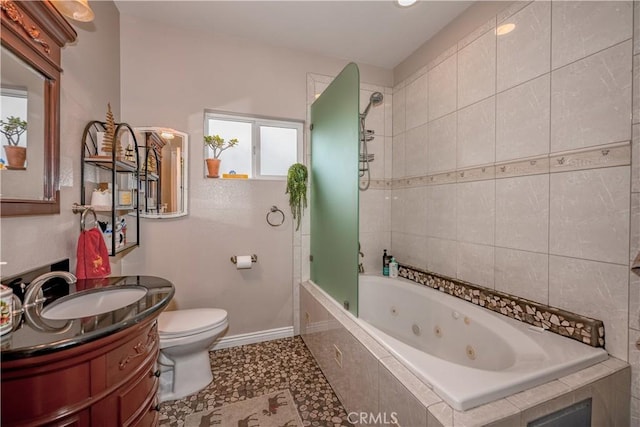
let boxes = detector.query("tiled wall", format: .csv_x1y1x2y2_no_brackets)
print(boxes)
631,2,640,423
391,0,636,407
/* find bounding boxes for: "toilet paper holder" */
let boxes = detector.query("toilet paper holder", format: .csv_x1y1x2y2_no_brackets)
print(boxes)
230,255,258,264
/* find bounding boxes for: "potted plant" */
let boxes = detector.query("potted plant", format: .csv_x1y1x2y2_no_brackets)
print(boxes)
204,134,238,178
285,163,308,231
1,116,27,168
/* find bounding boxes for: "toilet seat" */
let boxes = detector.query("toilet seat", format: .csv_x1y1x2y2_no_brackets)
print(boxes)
158,308,228,339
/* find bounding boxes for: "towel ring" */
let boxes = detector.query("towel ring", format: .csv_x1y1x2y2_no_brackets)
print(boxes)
80,207,98,231
266,205,285,227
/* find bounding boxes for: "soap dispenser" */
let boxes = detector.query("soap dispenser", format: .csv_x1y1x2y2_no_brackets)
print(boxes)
389,257,398,278
383,249,389,276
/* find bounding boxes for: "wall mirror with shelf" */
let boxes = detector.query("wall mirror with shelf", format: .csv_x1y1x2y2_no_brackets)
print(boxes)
133,127,188,219
0,0,76,216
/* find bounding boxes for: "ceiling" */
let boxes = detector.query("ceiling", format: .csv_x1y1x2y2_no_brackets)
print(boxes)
114,1,473,69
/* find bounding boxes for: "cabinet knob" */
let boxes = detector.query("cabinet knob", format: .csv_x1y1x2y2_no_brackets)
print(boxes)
153,404,161,411
151,369,160,377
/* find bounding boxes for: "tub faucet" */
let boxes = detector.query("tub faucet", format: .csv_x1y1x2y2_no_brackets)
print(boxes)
23,271,77,309
358,243,365,274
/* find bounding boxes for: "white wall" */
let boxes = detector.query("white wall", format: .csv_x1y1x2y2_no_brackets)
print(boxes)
118,14,393,336
1,1,121,277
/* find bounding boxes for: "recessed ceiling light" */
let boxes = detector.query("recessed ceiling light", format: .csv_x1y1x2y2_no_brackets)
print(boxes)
397,0,417,7
496,23,516,36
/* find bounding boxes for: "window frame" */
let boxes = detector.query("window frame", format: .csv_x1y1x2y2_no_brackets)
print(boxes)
204,110,304,180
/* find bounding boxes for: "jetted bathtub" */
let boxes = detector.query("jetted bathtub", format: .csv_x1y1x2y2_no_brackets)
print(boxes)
357,275,608,411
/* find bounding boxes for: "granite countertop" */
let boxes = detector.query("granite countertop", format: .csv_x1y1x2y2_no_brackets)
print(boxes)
0,275,174,361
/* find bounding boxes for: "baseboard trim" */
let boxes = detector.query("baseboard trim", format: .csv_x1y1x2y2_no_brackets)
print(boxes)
210,326,295,350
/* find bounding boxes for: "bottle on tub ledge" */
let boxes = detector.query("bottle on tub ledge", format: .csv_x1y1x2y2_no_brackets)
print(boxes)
389,257,398,278
382,249,392,276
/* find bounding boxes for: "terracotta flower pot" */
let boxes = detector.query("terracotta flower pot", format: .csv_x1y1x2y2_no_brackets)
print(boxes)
4,146,26,169
206,158,221,178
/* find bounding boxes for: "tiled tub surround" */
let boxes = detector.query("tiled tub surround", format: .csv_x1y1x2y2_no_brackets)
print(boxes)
390,1,636,399
301,281,631,426
396,264,604,348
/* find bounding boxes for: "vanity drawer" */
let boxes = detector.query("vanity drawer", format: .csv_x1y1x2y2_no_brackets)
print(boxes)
132,404,159,427
106,322,158,388
119,357,159,426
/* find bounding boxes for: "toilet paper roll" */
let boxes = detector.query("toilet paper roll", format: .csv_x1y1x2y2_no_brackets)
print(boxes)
236,255,253,269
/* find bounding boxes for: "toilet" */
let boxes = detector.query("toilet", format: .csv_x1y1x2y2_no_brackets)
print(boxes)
156,308,228,402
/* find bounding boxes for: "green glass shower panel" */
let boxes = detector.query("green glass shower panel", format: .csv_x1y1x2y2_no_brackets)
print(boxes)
310,62,359,316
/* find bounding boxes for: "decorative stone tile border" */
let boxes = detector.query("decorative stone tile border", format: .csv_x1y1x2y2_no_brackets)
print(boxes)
397,263,605,348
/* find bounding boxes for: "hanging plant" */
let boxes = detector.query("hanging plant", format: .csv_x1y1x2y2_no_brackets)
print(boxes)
286,163,308,231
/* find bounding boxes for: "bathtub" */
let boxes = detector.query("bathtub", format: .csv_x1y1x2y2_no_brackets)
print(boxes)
356,275,608,411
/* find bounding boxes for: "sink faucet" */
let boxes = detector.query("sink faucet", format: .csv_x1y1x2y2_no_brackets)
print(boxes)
21,271,76,333
23,271,77,309
358,242,365,274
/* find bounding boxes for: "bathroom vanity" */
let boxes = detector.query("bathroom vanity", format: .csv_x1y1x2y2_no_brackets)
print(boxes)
0,275,174,426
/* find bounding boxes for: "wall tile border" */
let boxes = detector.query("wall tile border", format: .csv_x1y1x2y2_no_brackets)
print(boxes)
549,141,630,173
389,141,631,189
397,263,605,348
360,179,390,190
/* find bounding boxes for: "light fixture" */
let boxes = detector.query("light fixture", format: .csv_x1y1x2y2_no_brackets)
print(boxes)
397,0,418,6
50,0,95,23
160,131,175,140
496,23,516,36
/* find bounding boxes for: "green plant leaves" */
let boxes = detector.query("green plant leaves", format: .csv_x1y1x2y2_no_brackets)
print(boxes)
0,116,27,146
204,134,238,159
286,163,308,231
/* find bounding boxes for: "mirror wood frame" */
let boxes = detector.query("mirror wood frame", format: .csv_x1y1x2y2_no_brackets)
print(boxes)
0,1,76,216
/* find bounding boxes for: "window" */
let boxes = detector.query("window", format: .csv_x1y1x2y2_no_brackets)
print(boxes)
204,111,303,179
1,87,28,147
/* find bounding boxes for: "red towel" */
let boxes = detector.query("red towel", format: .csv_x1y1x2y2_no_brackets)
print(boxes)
76,228,111,279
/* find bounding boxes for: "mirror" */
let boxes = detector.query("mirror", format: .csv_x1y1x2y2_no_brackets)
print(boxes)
0,1,76,216
1,46,45,197
133,127,188,219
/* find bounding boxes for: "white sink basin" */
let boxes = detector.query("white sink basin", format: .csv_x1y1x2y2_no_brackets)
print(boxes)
41,286,147,320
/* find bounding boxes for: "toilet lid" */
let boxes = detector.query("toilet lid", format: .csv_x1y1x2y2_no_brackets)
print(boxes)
158,308,228,338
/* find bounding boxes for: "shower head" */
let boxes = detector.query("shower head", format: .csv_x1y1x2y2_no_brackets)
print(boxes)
361,91,384,119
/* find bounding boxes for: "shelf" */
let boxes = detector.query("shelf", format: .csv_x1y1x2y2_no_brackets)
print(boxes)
139,172,159,181
81,120,140,257
90,205,136,213
114,242,138,255
85,156,137,173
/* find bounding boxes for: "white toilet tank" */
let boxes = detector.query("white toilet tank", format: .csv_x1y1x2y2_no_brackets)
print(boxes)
158,308,228,339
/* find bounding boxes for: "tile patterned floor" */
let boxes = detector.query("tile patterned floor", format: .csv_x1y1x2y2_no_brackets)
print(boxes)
159,336,353,427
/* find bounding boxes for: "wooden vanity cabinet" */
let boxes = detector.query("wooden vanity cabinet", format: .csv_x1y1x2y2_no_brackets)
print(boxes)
1,316,161,426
